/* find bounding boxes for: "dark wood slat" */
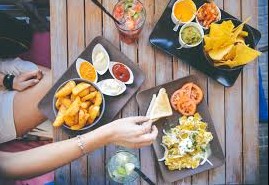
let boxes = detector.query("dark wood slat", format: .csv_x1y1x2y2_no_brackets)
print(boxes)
138,0,157,184
50,0,70,184
242,0,259,183
224,0,243,184
101,0,121,185
85,0,106,184
208,1,226,184
66,0,87,184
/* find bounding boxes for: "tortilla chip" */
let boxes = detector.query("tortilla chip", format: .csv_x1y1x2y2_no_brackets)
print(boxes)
239,31,249,37
209,45,234,61
230,43,261,67
223,45,237,60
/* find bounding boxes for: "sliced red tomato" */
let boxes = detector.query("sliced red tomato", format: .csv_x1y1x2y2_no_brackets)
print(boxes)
176,97,197,116
170,89,182,110
179,83,203,104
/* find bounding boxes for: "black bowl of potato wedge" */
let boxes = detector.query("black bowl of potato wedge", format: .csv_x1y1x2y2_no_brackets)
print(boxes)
52,78,105,131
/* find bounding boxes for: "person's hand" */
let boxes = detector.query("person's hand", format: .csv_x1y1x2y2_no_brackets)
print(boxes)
107,117,158,149
13,70,43,91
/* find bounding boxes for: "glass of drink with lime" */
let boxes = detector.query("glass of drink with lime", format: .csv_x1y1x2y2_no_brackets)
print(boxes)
107,150,140,184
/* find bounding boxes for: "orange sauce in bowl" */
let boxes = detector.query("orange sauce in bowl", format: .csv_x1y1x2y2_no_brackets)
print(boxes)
79,62,97,82
174,0,197,22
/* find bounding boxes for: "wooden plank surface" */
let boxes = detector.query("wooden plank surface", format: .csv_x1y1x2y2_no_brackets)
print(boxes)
66,0,88,184
50,0,70,184
85,0,106,184
207,1,226,184
50,0,260,184
102,0,121,185
138,0,157,184
154,0,173,184
242,0,259,183
224,1,243,184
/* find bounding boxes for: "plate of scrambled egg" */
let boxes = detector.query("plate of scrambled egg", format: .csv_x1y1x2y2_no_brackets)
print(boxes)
136,75,225,182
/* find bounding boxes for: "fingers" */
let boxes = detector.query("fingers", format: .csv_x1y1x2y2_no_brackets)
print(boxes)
123,116,150,124
20,70,41,81
36,70,43,80
21,79,40,90
139,120,153,135
137,125,158,143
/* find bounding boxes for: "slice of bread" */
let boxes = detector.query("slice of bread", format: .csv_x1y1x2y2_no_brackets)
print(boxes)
148,88,173,120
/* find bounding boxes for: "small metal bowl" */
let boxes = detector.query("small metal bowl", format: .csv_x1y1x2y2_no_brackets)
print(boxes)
53,78,105,131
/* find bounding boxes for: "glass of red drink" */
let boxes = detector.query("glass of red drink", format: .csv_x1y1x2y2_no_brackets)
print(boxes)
113,0,146,44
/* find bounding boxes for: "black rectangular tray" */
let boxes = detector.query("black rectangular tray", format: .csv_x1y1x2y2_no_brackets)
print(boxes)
149,0,261,87
38,36,145,135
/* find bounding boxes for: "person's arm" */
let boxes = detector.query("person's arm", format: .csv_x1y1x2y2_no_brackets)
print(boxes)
0,70,42,90
0,117,158,180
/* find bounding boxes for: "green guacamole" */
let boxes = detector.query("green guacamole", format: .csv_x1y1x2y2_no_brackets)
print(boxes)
181,26,202,45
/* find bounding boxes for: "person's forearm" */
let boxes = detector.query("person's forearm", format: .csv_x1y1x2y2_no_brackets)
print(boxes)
0,124,113,180
0,73,4,86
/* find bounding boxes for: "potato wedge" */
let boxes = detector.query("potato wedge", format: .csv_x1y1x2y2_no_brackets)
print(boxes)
78,87,91,98
61,97,72,108
94,92,102,106
53,106,67,127
88,105,100,125
82,91,97,102
89,86,96,92
55,81,76,98
80,101,91,109
65,96,81,116
72,82,91,96
64,114,78,127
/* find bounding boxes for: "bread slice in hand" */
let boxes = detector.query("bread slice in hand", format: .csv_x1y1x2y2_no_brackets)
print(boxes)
148,88,173,120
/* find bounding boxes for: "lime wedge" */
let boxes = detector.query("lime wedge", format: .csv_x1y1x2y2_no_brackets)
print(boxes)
124,163,135,175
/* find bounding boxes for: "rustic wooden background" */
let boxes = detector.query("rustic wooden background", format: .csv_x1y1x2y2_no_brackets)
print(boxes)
50,0,259,184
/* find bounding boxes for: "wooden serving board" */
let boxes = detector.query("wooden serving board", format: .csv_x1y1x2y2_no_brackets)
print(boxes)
38,36,145,135
136,75,225,182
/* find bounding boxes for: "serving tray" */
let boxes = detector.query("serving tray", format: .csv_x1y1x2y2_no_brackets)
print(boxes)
149,0,261,87
136,75,225,182
38,36,145,135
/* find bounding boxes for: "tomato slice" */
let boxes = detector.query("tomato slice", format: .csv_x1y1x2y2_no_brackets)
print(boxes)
170,89,182,110
176,97,197,116
179,83,203,104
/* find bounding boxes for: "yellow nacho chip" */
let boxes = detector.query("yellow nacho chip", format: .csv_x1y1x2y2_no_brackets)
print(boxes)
205,18,261,68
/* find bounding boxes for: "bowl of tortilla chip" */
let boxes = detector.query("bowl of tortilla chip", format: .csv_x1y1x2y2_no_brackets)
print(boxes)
203,18,261,71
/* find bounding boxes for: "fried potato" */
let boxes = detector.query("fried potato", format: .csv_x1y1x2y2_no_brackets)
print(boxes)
78,87,91,97
55,98,61,110
94,92,102,106
64,114,78,127
89,86,96,92
65,96,81,116
55,81,76,98
72,82,91,96
82,91,97,102
88,105,100,125
61,97,72,108
80,101,91,109
71,94,77,101
53,105,67,127
71,110,90,130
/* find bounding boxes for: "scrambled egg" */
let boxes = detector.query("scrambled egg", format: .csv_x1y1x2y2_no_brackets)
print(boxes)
161,113,213,170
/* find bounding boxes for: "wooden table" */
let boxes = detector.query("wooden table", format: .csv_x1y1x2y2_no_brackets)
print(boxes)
50,0,260,184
